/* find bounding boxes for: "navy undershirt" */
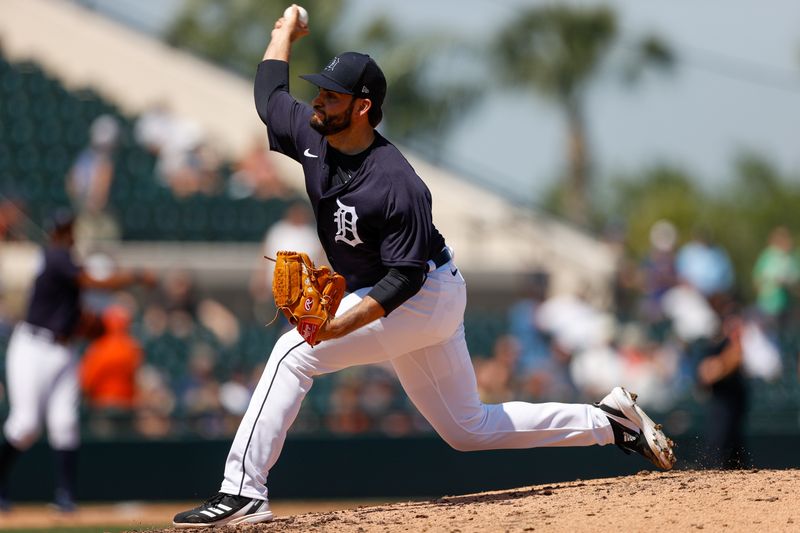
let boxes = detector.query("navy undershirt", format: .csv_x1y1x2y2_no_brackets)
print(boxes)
327,147,367,189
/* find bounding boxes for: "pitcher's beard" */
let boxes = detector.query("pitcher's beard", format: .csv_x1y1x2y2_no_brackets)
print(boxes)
310,99,356,136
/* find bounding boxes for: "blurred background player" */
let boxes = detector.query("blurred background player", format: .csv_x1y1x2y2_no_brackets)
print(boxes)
0,209,156,512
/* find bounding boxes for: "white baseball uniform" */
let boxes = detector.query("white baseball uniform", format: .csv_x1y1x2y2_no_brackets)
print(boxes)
221,259,614,500
4,322,80,451
171,51,648,530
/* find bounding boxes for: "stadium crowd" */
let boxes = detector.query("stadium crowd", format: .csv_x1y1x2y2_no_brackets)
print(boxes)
1,56,798,473
4,202,797,450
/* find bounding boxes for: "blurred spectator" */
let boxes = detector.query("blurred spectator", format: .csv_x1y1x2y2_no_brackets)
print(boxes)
194,142,225,196
507,271,552,375
602,222,641,324
159,268,238,345
81,251,124,313
475,335,520,404
197,298,240,348
219,371,252,434
616,323,680,410
326,370,371,434
661,282,719,346
66,114,121,246
167,140,224,198
358,366,400,426
612,253,642,323
229,134,289,200
568,314,622,401
695,299,749,469
378,411,414,437
160,269,199,319
0,196,27,242
660,281,719,391
537,288,607,356
133,365,175,438
639,220,678,339
250,202,324,320
533,288,611,401
676,228,734,298
146,114,212,198
133,102,174,156
176,343,224,437
141,302,169,340
739,314,782,382
80,305,143,437
752,226,800,337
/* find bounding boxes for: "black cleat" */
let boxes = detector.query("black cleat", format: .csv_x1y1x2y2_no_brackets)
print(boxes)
172,492,273,528
51,488,76,513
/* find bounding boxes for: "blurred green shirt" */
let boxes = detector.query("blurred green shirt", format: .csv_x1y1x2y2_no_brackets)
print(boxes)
753,246,800,316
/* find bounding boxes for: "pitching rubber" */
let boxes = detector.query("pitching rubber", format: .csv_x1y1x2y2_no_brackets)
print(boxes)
612,387,676,470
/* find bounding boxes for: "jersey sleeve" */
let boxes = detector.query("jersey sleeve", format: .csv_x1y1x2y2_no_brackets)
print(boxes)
254,60,314,162
379,181,433,269
51,249,81,282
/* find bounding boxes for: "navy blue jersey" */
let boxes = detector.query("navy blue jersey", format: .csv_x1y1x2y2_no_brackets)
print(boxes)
255,60,446,291
698,336,747,402
25,245,82,338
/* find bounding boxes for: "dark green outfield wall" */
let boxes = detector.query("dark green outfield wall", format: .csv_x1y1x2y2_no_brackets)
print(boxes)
6,432,800,502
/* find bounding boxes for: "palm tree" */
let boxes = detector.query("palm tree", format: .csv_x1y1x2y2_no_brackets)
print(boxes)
494,5,673,226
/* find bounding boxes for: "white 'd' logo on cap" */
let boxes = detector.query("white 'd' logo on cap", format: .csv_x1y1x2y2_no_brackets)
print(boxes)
324,57,340,72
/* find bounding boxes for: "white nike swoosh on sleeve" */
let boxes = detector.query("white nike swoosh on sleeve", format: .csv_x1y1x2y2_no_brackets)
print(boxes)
303,148,318,158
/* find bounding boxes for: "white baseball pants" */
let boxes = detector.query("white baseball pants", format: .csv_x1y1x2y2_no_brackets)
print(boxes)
3,323,80,451
221,260,614,500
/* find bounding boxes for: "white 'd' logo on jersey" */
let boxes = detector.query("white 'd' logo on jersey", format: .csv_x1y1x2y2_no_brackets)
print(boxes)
333,198,363,247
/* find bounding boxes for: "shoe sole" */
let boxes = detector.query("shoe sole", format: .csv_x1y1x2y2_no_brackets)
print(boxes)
172,510,274,529
611,387,676,470
229,510,274,525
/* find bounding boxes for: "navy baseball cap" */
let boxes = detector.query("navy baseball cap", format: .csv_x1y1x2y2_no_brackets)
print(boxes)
300,52,386,119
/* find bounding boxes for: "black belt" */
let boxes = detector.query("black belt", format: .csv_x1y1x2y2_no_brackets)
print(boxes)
427,247,453,273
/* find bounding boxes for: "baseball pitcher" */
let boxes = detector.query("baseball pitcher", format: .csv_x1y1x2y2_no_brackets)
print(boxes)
173,5,675,528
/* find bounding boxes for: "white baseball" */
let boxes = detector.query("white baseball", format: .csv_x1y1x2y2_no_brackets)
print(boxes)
283,5,309,26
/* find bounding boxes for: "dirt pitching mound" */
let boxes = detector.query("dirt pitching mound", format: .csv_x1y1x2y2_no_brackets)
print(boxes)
161,469,798,533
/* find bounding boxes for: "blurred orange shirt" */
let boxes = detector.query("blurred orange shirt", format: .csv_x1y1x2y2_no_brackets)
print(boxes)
80,306,142,408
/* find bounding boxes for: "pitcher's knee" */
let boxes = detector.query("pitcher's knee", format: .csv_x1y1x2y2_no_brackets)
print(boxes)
432,407,496,452
439,428,490,452
4,419,41,451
